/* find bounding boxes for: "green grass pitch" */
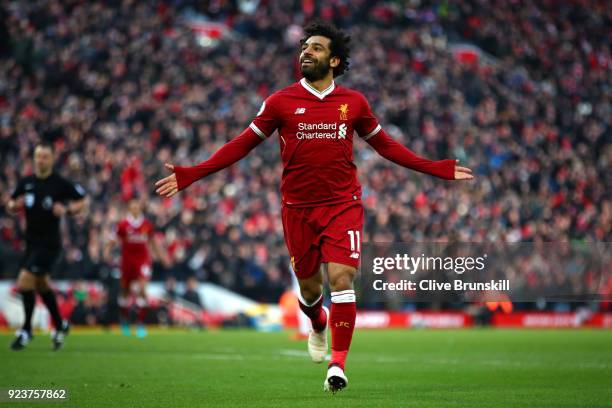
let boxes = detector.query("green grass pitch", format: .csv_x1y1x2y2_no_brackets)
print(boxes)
1,329,611,407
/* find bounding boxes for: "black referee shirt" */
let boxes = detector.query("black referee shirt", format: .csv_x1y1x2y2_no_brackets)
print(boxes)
11,173,86,249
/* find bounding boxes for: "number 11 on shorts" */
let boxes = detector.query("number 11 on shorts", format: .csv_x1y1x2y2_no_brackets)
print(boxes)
348,230,360,255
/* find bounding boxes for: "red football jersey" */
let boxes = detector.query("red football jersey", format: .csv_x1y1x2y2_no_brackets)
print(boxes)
116,216,153,265
250,79,381,207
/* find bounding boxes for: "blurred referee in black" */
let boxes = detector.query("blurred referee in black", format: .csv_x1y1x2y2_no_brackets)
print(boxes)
6,141,87,350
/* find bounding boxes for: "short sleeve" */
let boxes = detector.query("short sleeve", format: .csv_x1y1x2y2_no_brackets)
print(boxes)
11,179,26,199
62,178,86,201
354,93,382,141
249,93,282,140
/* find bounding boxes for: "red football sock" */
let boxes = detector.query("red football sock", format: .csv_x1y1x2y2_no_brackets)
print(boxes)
298,294,327,332
329,290,356,371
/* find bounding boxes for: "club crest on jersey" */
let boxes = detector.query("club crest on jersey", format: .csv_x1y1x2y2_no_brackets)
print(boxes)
338,103,349,120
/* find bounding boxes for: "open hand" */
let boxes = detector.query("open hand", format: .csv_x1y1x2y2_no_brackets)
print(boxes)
155,163,179,198
454,160,474,180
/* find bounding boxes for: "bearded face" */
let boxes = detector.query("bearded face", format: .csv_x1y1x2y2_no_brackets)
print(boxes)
300,53,332,82
299,36,337,82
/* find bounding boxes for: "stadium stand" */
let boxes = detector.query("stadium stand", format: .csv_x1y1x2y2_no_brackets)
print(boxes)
0,1,609,308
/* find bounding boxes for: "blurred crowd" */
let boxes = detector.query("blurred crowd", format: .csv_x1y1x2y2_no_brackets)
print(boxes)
0,1,609,304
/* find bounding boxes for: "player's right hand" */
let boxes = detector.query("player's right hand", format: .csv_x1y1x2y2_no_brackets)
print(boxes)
155,163,179,198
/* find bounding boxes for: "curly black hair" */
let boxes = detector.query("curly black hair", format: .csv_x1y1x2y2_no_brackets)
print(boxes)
300,21,351,78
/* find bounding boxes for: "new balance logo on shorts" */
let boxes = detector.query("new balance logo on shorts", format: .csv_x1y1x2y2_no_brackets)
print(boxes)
350,252,360,259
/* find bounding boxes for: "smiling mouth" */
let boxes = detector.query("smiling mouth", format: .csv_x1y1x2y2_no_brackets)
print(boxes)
301,59,315,65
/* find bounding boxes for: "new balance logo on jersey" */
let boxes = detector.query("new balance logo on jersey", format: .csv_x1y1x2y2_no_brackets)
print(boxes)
294,108,306,114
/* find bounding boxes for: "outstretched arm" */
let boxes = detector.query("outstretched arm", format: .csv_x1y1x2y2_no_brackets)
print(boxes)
156,93,281,197
366,129,473,180
155,127,264,197
355,92,472,181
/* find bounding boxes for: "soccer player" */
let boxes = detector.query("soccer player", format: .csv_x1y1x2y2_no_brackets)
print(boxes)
7,141,87,351
104,198,169,338
155,21,473,392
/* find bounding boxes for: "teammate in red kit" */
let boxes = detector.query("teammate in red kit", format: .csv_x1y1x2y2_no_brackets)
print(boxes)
155,21,473,392
105,198,169,338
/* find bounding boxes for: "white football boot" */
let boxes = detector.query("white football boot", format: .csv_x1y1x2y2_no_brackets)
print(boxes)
307,305,329,363
10,329,32,351
323,364,348,393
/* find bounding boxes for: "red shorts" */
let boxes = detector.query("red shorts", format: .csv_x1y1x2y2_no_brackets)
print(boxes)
120,262,151,288
281,200,364,279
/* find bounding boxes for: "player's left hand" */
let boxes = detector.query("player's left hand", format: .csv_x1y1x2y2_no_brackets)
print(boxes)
155,163,179,198
454,160,474,180
52,202,67,217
